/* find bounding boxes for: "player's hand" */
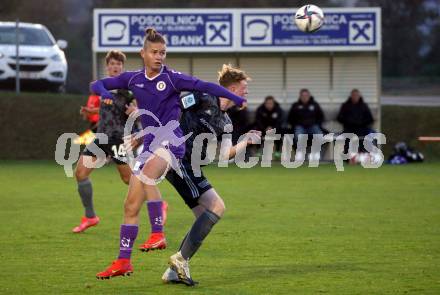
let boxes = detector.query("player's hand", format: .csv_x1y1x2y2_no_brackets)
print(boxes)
101,92,114,105
125,103,138,116
123,134,141,152
246,130,262,144
239,101,248,110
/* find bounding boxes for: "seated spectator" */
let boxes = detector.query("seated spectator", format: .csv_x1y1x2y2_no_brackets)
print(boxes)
288,88,324,138
255,95,284,157
337,89,374,137
337,89,375,154
255,95,283,133
228,105,249,145
288,89,324,160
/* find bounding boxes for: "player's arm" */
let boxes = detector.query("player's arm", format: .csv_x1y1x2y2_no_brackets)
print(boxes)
225,130,261,159
172,73,246,107
81,106,100,114
90,72,132,103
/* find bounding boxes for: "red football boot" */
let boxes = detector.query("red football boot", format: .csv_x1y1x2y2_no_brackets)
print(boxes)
139,201,168,252
96,258,133,279
72,216,100,233
139,232,167,252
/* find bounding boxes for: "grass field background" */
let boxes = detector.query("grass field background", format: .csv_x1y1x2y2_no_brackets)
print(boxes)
1,161,439,294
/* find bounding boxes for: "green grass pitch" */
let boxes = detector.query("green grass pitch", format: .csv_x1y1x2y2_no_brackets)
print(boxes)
1,161,439,294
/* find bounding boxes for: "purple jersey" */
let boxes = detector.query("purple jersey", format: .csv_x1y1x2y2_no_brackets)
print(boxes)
90,65,246,159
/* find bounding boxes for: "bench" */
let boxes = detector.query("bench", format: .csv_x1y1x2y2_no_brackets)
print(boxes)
418,136,440,142
244,103,380,161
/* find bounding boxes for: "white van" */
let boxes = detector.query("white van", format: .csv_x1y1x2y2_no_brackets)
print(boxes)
0,22,68,92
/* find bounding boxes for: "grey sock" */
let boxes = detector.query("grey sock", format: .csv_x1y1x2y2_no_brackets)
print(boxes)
178,232,189,251
180,210,220,260
77,178,95,218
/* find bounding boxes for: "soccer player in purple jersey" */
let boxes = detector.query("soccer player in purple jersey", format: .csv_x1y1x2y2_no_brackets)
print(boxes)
92,28,246,279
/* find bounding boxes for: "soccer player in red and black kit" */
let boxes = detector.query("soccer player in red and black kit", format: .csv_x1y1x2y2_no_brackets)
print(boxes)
72,50,146,233
161,64,261,286
91,28,246,280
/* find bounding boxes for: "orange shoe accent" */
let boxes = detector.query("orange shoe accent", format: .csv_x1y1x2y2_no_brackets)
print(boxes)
96,259,133,279
139,232,167,252
72,216,100,233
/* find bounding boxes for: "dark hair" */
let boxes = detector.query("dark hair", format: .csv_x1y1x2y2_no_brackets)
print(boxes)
143,28,166,48
264,95,275,102
105,50,126,65
299,88,310,94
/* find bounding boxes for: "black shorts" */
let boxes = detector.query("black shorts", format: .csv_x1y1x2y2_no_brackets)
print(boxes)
166,160,212,209
82,138,127,165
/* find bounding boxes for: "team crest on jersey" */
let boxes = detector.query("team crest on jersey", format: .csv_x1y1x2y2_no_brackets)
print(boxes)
156,81,166,91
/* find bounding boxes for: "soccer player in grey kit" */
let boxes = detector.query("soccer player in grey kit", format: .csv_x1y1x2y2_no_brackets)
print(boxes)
162,64,261,286
91,28,246,279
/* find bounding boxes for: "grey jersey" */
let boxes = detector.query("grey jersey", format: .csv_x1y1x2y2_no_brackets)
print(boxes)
97,89,135,142
180,91,232,162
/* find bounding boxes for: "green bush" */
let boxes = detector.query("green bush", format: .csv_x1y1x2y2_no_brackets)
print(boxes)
0,92,88,159
382,105,440,161
1,92,439,161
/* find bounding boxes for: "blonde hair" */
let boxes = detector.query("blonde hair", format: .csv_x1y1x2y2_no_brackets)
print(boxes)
217,64,250,87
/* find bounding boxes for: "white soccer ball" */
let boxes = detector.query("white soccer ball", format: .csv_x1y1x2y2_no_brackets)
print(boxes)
295,4,324,33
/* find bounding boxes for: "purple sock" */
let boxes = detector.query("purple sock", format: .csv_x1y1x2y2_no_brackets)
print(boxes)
147,200,164,233
118,224,139,259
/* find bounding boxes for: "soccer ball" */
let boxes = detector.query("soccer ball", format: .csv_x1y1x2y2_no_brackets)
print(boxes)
295,4,324,33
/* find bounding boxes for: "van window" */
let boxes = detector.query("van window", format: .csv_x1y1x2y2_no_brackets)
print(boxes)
0,27,54,46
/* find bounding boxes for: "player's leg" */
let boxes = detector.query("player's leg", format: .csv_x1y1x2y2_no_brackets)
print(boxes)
72,154,100,233
161,161,203,285
191,205,207,218
96,174,145,279
138,149,171,252
167,163,220,286
177,189,224,259
115,163,131,185
168,190,223,286
113,143,169,250
110,141,131,185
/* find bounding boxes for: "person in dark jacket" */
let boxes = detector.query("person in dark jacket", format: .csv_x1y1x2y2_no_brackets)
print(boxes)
255,95,284,156
288,89,324,160
228,105,250,145
337,89,374,136
255,95,284,132
337,89,375,153
288,88,324,138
